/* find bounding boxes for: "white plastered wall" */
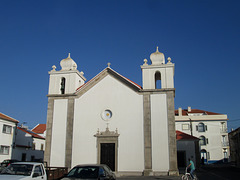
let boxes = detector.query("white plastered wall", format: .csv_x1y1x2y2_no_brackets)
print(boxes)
142,64,174,89
50,99,68,166
151,94,169,171
0,119,16,162
192,121,225,161
72,75,144,171
48,71,84,94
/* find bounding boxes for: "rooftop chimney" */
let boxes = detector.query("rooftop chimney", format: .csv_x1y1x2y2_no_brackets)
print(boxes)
188,106,191,112
178,107,182,116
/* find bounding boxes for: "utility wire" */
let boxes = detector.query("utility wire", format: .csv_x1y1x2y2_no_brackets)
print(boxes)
228,119,240,123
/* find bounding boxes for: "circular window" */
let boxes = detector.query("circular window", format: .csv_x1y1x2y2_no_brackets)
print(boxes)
101,109,112,121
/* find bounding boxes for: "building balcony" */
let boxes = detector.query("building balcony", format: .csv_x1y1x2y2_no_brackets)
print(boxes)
222,141,229,147
220,128,228,133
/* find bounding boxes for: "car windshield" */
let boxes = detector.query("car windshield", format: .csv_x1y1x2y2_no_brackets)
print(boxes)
2,160,10,164
1,164,33,176
67,166,99,179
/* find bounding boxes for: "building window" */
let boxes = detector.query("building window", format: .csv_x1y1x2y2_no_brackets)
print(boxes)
155,71,161,89
31,156,35,162
220,122,227,133
0,145,10,155
199,136,207,146
2,125,12,134
207,152,210,160
182,124,190,130
32,143,36,150
223,149,228,159
60,77,66,94
41,144,44,151
197,123,207,132
21,153,26,161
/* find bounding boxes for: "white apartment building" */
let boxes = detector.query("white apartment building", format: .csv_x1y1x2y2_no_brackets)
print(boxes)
11,126,45,162
0,112,19,162
175,107,229,164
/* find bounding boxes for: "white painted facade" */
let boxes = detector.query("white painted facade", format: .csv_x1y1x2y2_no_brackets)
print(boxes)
72,75,145,171
0,113,18,162
11,127,45,162
50,99,68,166
45,48,178,176
151,94,169,171
175,107,229,164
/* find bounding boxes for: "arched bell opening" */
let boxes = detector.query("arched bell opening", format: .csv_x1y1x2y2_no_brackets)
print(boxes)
155,71,161,89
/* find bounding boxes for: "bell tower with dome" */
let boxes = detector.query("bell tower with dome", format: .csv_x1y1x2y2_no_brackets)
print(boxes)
48,53,86,95
141,47,174,90
141,47,178,176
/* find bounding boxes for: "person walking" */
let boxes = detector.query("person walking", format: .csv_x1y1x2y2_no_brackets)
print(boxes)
187,158,195,179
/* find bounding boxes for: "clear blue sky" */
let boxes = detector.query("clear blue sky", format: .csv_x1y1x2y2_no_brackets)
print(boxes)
0,0,239,131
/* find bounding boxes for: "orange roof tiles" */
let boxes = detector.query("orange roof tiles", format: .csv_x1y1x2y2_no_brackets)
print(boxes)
17,127,45,139
32,124,46,134
0,112,19,123
175,109,222,116
176,130,199,140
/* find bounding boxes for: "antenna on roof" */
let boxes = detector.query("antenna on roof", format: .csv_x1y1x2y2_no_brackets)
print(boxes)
20,122,28,129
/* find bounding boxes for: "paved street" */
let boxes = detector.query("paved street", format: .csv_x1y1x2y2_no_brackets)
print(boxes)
118,164,240,180
197,164,240,180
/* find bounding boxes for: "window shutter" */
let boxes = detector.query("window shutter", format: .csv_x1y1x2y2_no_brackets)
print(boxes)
205,125,208,131
206,138,209,144
196,125,198,131
207,152,210,159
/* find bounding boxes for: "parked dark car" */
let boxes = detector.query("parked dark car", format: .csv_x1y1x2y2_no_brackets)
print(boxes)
1,159,20,167
61,164,116,180
0,159,20,171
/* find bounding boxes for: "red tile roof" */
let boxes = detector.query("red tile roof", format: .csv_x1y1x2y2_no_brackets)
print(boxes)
32,124,46,134
176,130,199,140
17,127,45,139
112,68,142,89
175,109,222,116
0,112,19,123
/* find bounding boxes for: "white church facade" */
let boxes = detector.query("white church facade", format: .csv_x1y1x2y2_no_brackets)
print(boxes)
44,48,178,176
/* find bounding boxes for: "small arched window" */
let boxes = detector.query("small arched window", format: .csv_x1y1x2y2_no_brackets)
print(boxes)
199,136,206,146
60,77,66,94
197,123,207,132
155,71,161,89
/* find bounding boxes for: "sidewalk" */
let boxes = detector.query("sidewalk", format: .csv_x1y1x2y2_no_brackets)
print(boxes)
118,176,181,180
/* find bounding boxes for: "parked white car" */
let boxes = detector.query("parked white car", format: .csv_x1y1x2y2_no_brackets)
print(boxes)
0,162,47,180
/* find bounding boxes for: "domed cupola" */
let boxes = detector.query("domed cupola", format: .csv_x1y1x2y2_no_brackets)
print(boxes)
150,47,165,65
60,53,77,71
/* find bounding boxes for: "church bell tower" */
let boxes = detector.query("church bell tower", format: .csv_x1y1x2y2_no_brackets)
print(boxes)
48,53,86,95
141,47,174,90
141,47,178,176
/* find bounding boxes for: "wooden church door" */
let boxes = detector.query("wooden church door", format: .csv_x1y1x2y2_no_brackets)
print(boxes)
100,143,115,171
